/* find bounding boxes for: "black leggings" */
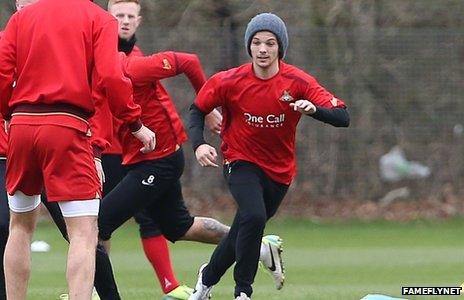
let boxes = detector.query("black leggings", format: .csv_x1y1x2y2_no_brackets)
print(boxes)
202,161,288,297
102,154,163,238
99,149,193,243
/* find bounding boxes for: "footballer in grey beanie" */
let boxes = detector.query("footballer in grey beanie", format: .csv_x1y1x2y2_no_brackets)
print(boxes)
244,13,289,59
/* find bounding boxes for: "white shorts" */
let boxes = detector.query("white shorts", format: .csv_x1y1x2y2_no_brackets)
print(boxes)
58,199,100,217
8,191,41,213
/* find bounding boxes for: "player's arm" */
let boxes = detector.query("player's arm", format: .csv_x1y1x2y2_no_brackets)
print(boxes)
310,106,349,127
294,75,349,127
93,20,155,153
124,51,206,90
126,51,222,134
188,74,224,167
89,81,112,158
0,16,18,120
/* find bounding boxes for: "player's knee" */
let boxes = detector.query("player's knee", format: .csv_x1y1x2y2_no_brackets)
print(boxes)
240,212,266,230
67,217,98,246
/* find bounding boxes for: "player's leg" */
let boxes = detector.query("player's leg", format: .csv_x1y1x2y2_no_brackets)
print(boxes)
135,211,191,298
0,160,9,300
179,216,229,245
259,176,288,290
150,176,235,300
60,204,99,300
155,150,229,245
101,154,124,196
4,193,41,300
99,149,184,251
41,194,69,240
98,171,157,252
93,154,125,299
200,161,267,298
226,162,268,298
4,124,43,300
41,125,101,299
41,195,120,300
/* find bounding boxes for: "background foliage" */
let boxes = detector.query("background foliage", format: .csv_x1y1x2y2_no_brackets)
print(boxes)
1,1,464,217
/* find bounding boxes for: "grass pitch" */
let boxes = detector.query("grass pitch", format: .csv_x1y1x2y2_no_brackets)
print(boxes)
27,218,464,299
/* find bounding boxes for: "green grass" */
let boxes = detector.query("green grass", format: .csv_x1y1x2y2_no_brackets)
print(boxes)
27,218,464,299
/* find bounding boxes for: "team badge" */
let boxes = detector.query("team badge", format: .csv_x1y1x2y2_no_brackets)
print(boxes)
162,58,172,70
279,90,294,102
330,96,338,107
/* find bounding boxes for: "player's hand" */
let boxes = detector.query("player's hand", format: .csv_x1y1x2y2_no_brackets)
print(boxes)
195,144,219,167
132,125,156,153
289,100,316,115
4,120,9,134
205,109,222,135
94,158,105,189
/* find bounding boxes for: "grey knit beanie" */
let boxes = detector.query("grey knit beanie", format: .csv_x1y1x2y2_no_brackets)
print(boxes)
244,13,288,59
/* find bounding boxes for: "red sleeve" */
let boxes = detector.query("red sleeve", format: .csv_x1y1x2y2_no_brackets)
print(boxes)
173,52,206,93
123,51,206,93
89,78,112,158
0,16,18,120
93,19,141,131
194,73,224,113
303,75,346,109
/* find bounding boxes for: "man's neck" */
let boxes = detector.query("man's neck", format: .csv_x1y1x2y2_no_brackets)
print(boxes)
118,35,137,54
252,61,280,80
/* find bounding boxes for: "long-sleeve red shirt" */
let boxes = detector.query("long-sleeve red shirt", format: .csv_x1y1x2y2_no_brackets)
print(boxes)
113,46,206,164
195,62,347,185
0,0,141,130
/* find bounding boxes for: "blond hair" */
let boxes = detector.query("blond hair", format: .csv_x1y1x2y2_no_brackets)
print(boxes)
107,0,141,10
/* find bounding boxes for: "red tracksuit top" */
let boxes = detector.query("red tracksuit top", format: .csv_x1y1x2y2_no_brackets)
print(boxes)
0,0,141,130
0,31,6,158
195,62,347,185
93,46,204,164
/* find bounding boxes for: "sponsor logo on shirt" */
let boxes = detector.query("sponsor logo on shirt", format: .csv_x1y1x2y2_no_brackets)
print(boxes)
244,112,285,128
279,90,294,102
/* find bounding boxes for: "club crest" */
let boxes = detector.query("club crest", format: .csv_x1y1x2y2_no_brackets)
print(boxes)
162,58,172,70
279,90,294,102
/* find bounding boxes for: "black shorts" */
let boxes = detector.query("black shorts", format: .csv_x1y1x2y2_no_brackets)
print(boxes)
98,148,194,242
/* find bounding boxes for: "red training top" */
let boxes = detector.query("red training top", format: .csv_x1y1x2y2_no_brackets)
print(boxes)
0,0,141,131
115,46,205,165
195,62,346,185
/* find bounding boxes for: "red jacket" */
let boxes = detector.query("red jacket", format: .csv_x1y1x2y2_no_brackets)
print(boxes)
0,0,141,130
92,47,203,160
0,31,6,158
118,47,205,164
